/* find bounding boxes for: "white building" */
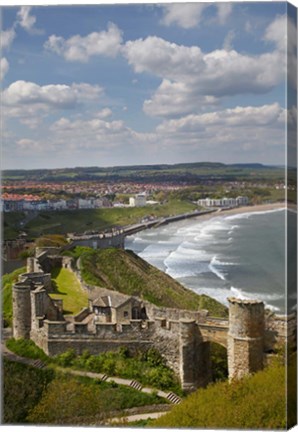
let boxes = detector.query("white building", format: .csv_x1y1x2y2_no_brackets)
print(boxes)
129,193,147,207
198,196,249,208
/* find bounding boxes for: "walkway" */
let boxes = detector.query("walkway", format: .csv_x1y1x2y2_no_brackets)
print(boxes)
1,336,181,405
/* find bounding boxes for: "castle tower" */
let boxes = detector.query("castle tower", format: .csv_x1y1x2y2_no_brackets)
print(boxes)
227,297,265,380
12,282,32,339
179,319,210,391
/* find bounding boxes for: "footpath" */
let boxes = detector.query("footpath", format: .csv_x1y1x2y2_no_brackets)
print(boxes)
1,333,182,407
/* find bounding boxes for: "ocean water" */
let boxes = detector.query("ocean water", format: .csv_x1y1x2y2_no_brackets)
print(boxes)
125,208,287,313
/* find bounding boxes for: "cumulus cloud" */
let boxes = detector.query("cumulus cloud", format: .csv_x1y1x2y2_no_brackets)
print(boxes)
161,3,232,28
17,138,41,151
122,15,287,119
143,79,219,118
3,80,103,110
1,28,16,50
161,4,209,29
123,34,283,119
44,22,123,62
2,81,104,129
157,103,284,134
0,57,9,81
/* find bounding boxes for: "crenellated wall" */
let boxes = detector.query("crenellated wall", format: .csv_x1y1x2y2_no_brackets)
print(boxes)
12,250,297,392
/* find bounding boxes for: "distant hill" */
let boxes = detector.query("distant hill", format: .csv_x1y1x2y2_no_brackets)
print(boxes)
77,247,228,317
3,161,284,183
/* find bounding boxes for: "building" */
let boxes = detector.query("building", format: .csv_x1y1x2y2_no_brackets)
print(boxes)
129,193,147,207
197,196,249,208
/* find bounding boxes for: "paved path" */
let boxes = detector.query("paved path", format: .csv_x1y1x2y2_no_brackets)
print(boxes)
2,335,181,405
108,410,168,424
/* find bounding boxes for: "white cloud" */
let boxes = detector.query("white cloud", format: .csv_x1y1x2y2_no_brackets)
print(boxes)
44,22,123,62
17,138,42,151
0,58,9,81
143,79,219,118
216,3,232,25
17,7,35,31
1,28,16,50
123,33,284,119
161,4,208,29
161,3,232,28
96,108,113,119
3,81,103,111
157,103,284,134
223,30,235,51
17,6,44,34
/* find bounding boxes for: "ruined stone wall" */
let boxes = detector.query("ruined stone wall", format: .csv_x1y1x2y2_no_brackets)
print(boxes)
145,303,209,323
19,272,52,292
227,298,265,380
12,282,32,339
265,312,296,350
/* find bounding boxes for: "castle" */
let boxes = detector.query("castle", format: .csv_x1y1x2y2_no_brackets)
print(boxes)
12,247,296,392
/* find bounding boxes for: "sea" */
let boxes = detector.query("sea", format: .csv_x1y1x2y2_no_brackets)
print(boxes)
125,208,289,314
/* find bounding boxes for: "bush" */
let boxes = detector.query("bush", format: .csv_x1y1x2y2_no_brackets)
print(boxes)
54,349,76,367
153,359,288,429
3,359,54,424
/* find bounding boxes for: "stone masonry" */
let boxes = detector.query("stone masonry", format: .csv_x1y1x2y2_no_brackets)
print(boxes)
12,248,296,392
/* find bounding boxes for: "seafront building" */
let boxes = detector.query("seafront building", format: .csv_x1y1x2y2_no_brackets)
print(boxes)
197,196,249,208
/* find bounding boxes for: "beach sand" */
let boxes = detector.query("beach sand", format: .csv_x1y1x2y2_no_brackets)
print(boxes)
196,202,285,223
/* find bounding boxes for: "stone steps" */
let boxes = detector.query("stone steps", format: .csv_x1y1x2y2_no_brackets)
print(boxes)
130,380,143,391
166,392,181,404
32,359,46,369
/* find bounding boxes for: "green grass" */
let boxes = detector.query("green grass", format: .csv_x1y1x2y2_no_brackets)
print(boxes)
3,357,165,426
4,199,197,239
50,267,88,315
6,338,50,363
153,357,289,429
27,374,165,426
2,267,26,326
78,247,228,317
3,359,55,424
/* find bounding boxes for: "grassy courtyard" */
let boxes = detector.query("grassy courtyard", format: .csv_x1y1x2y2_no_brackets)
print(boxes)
50,268,88,315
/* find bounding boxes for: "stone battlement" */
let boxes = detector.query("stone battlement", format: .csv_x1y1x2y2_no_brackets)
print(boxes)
12,249,296,392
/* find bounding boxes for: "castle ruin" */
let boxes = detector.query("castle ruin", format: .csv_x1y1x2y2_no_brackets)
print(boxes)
12,247,296,391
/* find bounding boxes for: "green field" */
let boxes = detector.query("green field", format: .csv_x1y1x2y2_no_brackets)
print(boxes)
4,199,197,240
50,268,88,315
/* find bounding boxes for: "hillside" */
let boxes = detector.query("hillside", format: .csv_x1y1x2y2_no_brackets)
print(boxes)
77,247,228,317
152,355,296,429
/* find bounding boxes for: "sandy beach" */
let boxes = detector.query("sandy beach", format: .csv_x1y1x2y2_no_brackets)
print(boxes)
195,202,285,223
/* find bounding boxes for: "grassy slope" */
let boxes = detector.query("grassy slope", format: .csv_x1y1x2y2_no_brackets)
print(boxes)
153,358,289,429
3,359,164,426
2,267,26,326
50,267,88,315
80,248,228,317
4,199,196,239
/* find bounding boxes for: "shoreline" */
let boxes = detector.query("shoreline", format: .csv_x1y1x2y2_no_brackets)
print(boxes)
193,202,285,223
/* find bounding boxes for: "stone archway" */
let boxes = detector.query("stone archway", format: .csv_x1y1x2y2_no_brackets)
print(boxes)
178,298,266,392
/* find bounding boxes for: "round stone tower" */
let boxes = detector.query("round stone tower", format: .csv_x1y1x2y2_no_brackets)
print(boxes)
12,282,32,339
227,297,265,380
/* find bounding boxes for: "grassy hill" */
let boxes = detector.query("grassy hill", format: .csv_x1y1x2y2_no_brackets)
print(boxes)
76,247,227,317
152,355,296,429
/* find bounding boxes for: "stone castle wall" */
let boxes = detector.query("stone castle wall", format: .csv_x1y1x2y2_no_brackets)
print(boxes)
12,250,297,392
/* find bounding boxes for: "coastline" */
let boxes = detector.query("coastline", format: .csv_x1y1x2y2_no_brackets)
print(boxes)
194,202,285,223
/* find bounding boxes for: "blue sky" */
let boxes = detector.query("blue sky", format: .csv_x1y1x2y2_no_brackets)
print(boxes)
1,2,296,169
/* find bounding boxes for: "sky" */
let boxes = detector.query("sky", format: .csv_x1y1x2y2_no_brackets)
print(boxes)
1,2,296,169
